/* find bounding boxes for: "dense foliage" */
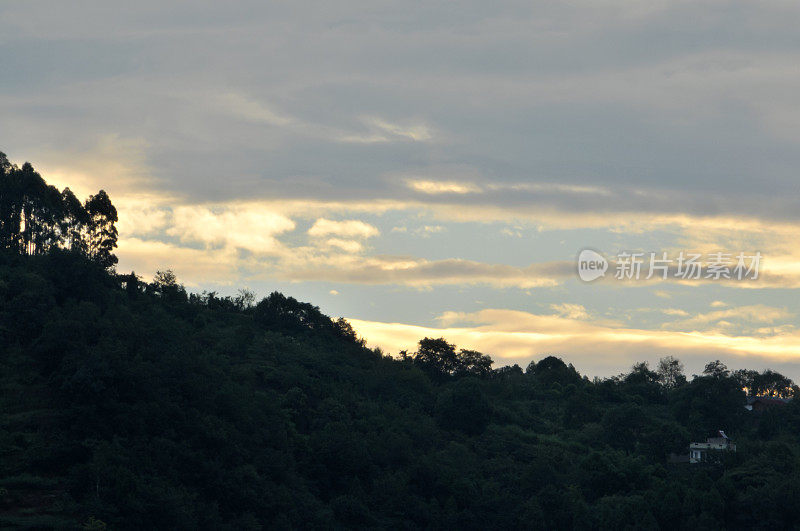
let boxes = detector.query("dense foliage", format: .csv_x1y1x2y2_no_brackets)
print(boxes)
0,153,118,268
2,157,800,529
2,250,800,530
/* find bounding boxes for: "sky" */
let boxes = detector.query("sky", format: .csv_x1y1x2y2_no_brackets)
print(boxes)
3,0,800,378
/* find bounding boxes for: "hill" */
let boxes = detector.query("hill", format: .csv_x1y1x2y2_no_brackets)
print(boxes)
2,250,800,529
2,155,800,529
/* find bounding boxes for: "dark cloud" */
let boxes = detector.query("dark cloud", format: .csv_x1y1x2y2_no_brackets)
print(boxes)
3,0,800,222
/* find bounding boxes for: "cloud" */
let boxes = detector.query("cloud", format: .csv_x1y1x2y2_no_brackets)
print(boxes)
417,225,445,237
325,238,363,253
117,238,240,286
349,307,800,377
487,182,611,196
364,117,433,142
283,257,565,289
5,0,800,227
662,308,689,317
407,180,481,195
109,195,800,291
661,304,794,333
217,93,434,146
500,227,523,237
167,205,295,254
219,92,296,128
308,218,379,239
30,134,156,200
113,199,574,289
550,303,590,320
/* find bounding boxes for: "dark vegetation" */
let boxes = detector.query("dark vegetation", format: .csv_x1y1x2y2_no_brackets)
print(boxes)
3,156,800,529
0,152,118,268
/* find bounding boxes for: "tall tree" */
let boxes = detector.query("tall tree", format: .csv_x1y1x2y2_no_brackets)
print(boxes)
18,162,48,255
0,152,20,249
0,152,118,265
656,356,686,389
60,187,89,252
84,190,118,268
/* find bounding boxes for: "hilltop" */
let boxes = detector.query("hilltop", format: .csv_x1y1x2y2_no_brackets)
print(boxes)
2,159,800,529
1,250,800,529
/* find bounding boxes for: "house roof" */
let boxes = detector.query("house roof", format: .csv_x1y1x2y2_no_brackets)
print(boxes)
746,396,791,405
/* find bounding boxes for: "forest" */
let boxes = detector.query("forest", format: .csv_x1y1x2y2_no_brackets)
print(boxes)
2,160,800,529
0,152,118,268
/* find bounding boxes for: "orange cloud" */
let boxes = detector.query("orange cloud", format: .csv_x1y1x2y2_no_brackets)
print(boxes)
348,307,800,376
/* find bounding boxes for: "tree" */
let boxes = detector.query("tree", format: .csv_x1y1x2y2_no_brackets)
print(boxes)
602,404,648,451
0,153,117,264
494,364,524,379
0,152,21,249
672,367,746,433
563,391,598,429
410,338,494,378
333,317,362,343
255,291,326,331
735,368,796,398
434,378,492,434
755,370,795,398
625,362,659,385
454,349,494,377
656,356,686,389
124,271,141,297
151,269,186,302
60,187,89,252
17,162,48,255
153,269,178,289
528,356,582,387
703,360,730,379
413,337,459,378
84,190,118,268
234,288,256,310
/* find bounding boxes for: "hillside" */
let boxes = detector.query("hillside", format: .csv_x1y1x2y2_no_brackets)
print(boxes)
1,250,800,529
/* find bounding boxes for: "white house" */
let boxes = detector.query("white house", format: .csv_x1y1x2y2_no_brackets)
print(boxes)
689,430,736,463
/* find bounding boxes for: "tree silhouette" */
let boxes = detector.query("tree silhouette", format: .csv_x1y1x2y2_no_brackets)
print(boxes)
656,356,686,389
0,151,117,267
703,360,730,379
734,368,796,398
454,348,494,377
414,337,459,377
85,190,118,268
61,187,89,252
410,337,494,380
